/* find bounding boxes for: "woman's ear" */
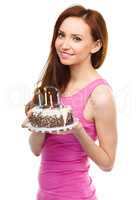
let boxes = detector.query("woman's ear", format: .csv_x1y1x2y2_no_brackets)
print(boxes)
90,39,102,54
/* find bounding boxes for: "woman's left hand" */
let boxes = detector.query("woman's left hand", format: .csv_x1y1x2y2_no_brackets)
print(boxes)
72,120,84,135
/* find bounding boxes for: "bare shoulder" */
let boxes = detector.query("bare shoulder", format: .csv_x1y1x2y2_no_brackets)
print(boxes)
90,84,116,110
88,84,117,122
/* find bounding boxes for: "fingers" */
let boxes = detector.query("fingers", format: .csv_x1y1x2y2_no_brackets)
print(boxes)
26,109,33,117
21,118,29,128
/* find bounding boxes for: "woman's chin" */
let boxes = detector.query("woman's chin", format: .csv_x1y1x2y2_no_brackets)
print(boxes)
59,58,73,65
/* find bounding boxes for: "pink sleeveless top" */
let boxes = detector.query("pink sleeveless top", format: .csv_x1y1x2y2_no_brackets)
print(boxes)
37,78,110,200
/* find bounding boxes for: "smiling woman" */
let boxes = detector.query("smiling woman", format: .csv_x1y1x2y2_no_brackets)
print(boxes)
24,4,117,200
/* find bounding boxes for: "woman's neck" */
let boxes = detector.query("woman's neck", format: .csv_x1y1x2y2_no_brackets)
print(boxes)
69,63,98,83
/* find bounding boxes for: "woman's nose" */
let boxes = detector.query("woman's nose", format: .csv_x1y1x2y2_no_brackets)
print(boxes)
61,39,71,50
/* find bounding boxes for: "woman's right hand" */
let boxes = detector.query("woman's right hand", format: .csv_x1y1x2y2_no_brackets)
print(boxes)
22,108,33,128
26,109,33,118
25,100,35,116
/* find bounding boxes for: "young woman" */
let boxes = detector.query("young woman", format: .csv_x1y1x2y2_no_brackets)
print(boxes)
25,5,117,200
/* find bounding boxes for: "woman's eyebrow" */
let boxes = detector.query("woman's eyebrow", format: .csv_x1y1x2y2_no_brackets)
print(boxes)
58,29,83,37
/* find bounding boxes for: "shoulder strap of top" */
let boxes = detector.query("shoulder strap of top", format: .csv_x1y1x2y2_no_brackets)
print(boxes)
86,78,111,92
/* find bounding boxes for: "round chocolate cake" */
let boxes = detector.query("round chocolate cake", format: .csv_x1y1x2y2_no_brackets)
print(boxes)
27,86,74,128
28,105,73,128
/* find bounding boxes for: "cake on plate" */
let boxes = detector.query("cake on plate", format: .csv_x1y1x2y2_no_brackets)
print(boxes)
28,105,73,128
27,86,74,128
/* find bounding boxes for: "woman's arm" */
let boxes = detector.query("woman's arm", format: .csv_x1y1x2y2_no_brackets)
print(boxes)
25,104,46,156
29,132,46,156
73,85,117,171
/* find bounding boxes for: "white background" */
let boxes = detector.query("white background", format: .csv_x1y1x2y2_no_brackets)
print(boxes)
0,0,136,199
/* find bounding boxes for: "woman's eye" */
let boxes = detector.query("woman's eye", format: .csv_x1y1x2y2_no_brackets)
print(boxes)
57,32,64,38
73,37,82,42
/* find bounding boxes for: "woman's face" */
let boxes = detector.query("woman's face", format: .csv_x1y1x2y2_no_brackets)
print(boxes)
55,17,97,67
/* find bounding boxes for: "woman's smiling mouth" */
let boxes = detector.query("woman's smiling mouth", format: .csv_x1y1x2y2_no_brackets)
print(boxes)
59,51,74,59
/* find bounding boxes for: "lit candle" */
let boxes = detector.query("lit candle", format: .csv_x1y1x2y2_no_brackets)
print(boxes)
44,87,47,106
57,92,60,105
37,89,42,107
49,91,53,108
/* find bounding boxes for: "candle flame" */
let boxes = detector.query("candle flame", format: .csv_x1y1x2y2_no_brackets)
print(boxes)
37,81,42,89
44,87,47,91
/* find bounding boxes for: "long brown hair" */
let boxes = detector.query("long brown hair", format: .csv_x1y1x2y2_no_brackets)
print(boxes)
25,5,108,114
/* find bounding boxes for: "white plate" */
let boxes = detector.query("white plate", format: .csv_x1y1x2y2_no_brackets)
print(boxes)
21,118,79,134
